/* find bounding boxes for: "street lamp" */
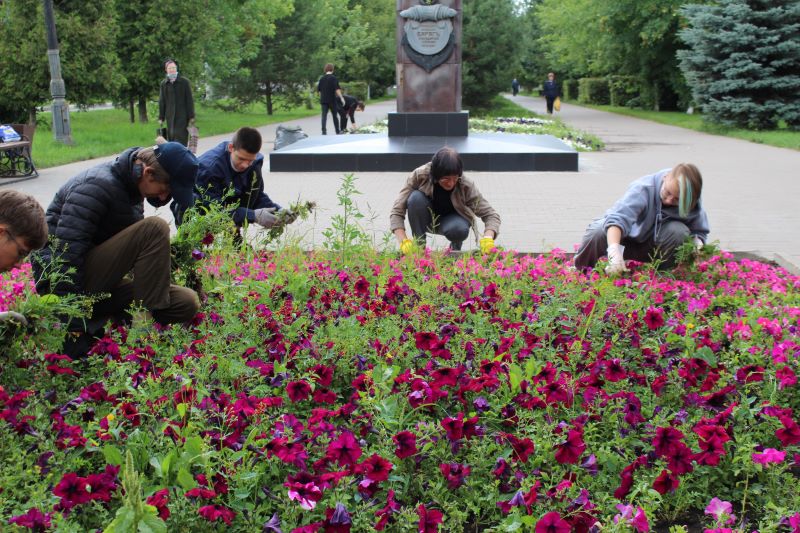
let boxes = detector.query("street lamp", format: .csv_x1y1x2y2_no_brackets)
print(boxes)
43,0,73,144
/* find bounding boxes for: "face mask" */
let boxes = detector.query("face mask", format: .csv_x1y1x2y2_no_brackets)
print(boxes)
167,72,178,81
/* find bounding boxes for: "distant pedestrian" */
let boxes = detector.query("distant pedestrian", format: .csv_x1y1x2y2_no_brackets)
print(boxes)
511,78,520,96
574,163,709,274
338,95,365,132
391,147,501,254
543,72,560,115
158,59,195,146
317,63,345,135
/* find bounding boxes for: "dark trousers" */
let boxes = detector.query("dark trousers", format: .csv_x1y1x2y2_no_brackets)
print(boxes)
574,220,691,270
407,190,470,250
84,217,199,325
339,111,354,130
545,96,556,114
321,103,340,134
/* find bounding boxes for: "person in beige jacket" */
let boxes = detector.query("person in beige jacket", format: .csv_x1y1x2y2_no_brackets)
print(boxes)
390,147,501,254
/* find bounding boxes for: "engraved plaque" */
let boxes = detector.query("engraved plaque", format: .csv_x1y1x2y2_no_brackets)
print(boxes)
404,20,453,56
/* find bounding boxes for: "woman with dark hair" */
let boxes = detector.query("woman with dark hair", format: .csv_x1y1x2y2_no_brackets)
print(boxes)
390,147,501,254
574,163,709,274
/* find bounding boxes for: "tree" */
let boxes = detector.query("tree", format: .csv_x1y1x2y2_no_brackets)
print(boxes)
462,0,524,108
0,0,120,123
113,0,291,123
536,0,692,110
678,0,800,129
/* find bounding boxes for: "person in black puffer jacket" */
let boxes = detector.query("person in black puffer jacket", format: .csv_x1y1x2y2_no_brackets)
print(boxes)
32,142,200,353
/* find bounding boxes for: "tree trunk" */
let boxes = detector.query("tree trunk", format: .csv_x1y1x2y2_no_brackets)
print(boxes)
137,95,148,123
128,99,135,123
28,108,37,125
266,83,273,116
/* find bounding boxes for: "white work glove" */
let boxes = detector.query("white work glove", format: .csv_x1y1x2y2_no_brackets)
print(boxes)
693,236,704,252
605,243,628,275
0,311,28,327
254,207,278,228
339,96,346,107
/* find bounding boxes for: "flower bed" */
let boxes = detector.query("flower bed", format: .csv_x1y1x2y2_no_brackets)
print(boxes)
1,247,799,532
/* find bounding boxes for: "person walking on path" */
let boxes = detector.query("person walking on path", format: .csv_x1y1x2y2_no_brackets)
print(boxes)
511,78,520,96
574,163,709,274
159,59,196,146
317,63,345,135
391,147,501,254
32,142,200,344
543,72,560,115
338,95,365,132
194,127,297,237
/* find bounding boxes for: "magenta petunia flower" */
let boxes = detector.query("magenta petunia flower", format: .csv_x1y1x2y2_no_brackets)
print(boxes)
146,488,170,520
535,511,570,533
326,431,362,466
417,504,444,533
8,508,52,529
752,448,786,465
643,307,665,330
374,489,401,531
197,504,235,526
357,454,394,482
285,481,323,510
439,462,471,489
53,472,92,509
653,469,680,494
705,497,735,525
286,380,312,402
554,428,586,464
393,430,418,459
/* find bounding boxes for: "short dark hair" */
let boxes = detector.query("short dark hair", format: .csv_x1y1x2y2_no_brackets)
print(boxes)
357,101,365,111
231,127,262,154
0,190,48,250
430,147,462,182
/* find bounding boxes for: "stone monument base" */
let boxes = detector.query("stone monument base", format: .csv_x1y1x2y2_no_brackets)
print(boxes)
388,112,469,136
269,132,577,172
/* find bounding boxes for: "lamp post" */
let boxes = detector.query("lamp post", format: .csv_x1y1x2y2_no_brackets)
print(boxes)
43,0,73,144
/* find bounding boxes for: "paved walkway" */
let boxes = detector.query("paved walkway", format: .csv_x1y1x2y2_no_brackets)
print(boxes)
5,96,800,272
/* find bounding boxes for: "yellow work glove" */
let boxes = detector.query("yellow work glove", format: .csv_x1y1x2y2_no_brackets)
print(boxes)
479,237,496,254
400,238,416,255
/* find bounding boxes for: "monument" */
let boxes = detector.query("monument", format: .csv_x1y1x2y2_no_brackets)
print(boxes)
270,0,577,172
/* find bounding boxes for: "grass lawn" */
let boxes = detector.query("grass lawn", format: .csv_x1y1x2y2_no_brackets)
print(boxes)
583,104,800,151
31,100,319,169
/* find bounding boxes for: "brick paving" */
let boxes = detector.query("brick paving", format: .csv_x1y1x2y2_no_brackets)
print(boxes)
6,96,800,272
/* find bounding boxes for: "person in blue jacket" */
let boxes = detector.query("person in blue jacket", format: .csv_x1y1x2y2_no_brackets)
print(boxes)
573,163,709,274
543,72,560,114
194,127,296,235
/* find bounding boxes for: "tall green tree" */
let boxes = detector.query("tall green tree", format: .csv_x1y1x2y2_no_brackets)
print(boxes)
536,0,691,109
678,0,800,129
113,0,291,123
0,0,120,123
462,0,524,108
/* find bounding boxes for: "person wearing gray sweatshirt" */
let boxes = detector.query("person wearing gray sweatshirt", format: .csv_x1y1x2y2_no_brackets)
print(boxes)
574,163,709,274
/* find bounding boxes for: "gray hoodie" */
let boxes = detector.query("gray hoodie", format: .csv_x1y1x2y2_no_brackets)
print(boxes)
599,168,709,243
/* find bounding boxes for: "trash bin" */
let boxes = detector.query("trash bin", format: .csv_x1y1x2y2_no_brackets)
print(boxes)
274,125,308,151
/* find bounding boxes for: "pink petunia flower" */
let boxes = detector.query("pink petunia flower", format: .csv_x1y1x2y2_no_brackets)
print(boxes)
535,511,570,533
417,504,444,533
393,431,418,459
704,497,735,525
752,448,786,465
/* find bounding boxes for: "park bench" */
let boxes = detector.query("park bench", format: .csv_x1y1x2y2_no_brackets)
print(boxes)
0,123,38,182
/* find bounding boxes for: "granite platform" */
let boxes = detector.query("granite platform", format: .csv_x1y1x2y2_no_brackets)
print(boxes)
268,132,578,172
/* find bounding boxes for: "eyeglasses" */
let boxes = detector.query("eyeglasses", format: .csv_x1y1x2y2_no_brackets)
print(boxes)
5,229,31,262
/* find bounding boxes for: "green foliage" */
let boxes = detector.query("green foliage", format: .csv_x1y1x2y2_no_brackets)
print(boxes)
535,0,689,110
578,78,610,105
678,0,800,130
341,81,368,102
321,173,373,255
0,0,121,122
561,79,578,101
608,76,640,107
462,0,524,108
104,452,166,533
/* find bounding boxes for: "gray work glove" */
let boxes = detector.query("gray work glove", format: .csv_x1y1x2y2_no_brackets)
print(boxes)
281,209,299,225
0,311,28,327
254,207,278,228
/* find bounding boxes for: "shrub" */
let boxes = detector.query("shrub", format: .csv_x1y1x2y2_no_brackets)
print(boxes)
562,79,578,101
340,81,368,102
608,76,639,107
578,78,610,105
